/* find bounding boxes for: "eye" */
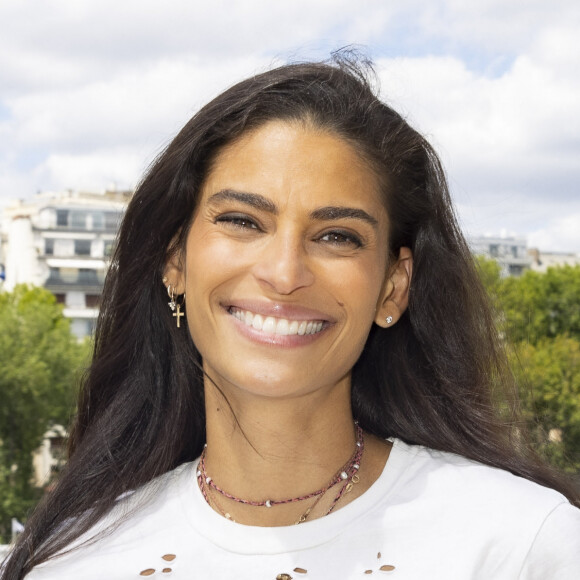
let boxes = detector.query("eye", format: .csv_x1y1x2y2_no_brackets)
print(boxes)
215,213,260,231
318,230,363,248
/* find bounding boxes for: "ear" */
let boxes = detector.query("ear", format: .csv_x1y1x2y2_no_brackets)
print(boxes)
374,247,413,328
162,246,186,295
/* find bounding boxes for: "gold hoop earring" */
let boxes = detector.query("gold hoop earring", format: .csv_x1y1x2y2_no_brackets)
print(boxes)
166,284,185,328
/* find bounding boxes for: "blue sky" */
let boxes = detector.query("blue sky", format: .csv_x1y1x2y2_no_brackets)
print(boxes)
1,0,579,251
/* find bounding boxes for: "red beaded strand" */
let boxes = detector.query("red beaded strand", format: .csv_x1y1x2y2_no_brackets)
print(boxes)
197,424,364,515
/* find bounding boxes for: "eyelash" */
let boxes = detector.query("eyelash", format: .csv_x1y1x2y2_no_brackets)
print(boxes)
215,213,260,230
317,230,363,248
214,214,364,249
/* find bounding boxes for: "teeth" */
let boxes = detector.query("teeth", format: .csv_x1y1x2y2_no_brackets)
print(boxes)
262,316,276,333
230,308,324,336
252,314,263,330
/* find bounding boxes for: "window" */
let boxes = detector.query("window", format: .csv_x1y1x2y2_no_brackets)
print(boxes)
45,239,54,255
56,210,69,227
71,212,88,229
74,239,91,256
60,268,79,283
78,269,99,284
91,212,104,230
489,244,499,257
85,294,100,308
48,267,60,282
105,212,121,230
54,293,66,304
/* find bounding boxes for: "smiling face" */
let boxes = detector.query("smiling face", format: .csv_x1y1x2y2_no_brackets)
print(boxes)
166,120,409,401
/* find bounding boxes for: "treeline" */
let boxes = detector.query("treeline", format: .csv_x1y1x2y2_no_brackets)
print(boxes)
0,286,90,543
478,259,580,473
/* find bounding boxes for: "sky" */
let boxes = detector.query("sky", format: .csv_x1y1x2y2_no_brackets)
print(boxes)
1,0,579,252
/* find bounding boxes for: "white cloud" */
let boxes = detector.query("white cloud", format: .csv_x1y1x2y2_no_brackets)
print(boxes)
1,0,579,251
528,213,580,253
35,149,144,193
375,34,580,245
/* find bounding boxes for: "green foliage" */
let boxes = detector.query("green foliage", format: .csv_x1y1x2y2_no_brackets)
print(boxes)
500,265,580,344
477,259,580,474
0,285,90,543
511,336,580,472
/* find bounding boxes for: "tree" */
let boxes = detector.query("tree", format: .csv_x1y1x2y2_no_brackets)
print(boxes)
500,265,580,344
476,259,580,474
511,336,580,472
0,285,89,542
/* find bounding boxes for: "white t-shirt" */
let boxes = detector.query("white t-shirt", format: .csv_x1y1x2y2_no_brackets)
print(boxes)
26,439,580,579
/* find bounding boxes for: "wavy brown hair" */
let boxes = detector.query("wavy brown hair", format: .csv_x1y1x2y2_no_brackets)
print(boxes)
3,51,577,579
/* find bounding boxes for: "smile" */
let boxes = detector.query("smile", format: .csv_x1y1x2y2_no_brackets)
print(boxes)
229,307,325,335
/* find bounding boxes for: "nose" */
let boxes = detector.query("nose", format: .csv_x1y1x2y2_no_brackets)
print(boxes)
252,229,315,295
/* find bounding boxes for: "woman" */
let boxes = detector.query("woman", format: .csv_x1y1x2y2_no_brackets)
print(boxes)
3,54,579,579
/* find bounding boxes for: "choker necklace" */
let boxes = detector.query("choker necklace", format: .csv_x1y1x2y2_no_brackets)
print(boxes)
197,423,364,524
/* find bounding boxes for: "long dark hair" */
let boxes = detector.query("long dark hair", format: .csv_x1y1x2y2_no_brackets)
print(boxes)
4,51,578,579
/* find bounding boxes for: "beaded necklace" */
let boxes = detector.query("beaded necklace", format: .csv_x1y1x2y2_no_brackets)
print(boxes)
197,423,364,524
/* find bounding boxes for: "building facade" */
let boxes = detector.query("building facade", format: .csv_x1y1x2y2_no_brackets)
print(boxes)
469,234,531,277
2,189,130,338
528,248,580,272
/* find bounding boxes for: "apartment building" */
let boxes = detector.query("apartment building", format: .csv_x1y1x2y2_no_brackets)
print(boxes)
2,189,130,338
469,234,531,277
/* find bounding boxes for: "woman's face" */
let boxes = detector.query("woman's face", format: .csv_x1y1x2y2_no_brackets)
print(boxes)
167,120,408,400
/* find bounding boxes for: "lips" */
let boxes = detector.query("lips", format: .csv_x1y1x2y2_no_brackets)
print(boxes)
228,307,325,336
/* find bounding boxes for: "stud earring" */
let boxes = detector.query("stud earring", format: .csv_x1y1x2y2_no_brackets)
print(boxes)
385,316,393,325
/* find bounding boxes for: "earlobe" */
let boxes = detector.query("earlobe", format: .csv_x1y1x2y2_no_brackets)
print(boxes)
374,247,413,328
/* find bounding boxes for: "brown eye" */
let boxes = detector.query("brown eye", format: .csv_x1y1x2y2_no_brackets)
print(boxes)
216,213,260,230
319,230,363,248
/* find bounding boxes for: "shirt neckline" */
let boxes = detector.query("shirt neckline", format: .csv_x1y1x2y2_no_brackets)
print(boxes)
179,438,415,554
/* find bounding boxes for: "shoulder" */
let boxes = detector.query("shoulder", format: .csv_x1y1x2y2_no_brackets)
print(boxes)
519,502,580,579
388,438,569,512
25,461,197,580
377,440,580,577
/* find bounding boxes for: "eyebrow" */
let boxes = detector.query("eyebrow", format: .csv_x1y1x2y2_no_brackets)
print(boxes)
310,206,378,227
208,190,277,213
207,189,378,227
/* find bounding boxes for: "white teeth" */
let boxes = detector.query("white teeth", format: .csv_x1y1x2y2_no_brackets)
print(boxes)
276,319,289,335
230,308,325,336
262,316,276,333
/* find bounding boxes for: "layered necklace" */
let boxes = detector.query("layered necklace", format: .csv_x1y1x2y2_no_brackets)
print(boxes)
197,423,364,525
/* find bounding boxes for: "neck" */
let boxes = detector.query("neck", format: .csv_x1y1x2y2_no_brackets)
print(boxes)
206,378,356,484
201,373,392,526
201,374,369,524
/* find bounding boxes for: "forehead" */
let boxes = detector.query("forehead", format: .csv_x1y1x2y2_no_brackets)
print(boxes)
199,120,386,214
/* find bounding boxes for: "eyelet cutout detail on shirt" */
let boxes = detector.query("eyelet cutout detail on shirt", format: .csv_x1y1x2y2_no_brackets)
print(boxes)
138,554,177,576
275,567,308,579
363,552,396,574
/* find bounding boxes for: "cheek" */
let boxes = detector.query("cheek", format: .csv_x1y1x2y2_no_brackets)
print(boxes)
327,261,386,313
